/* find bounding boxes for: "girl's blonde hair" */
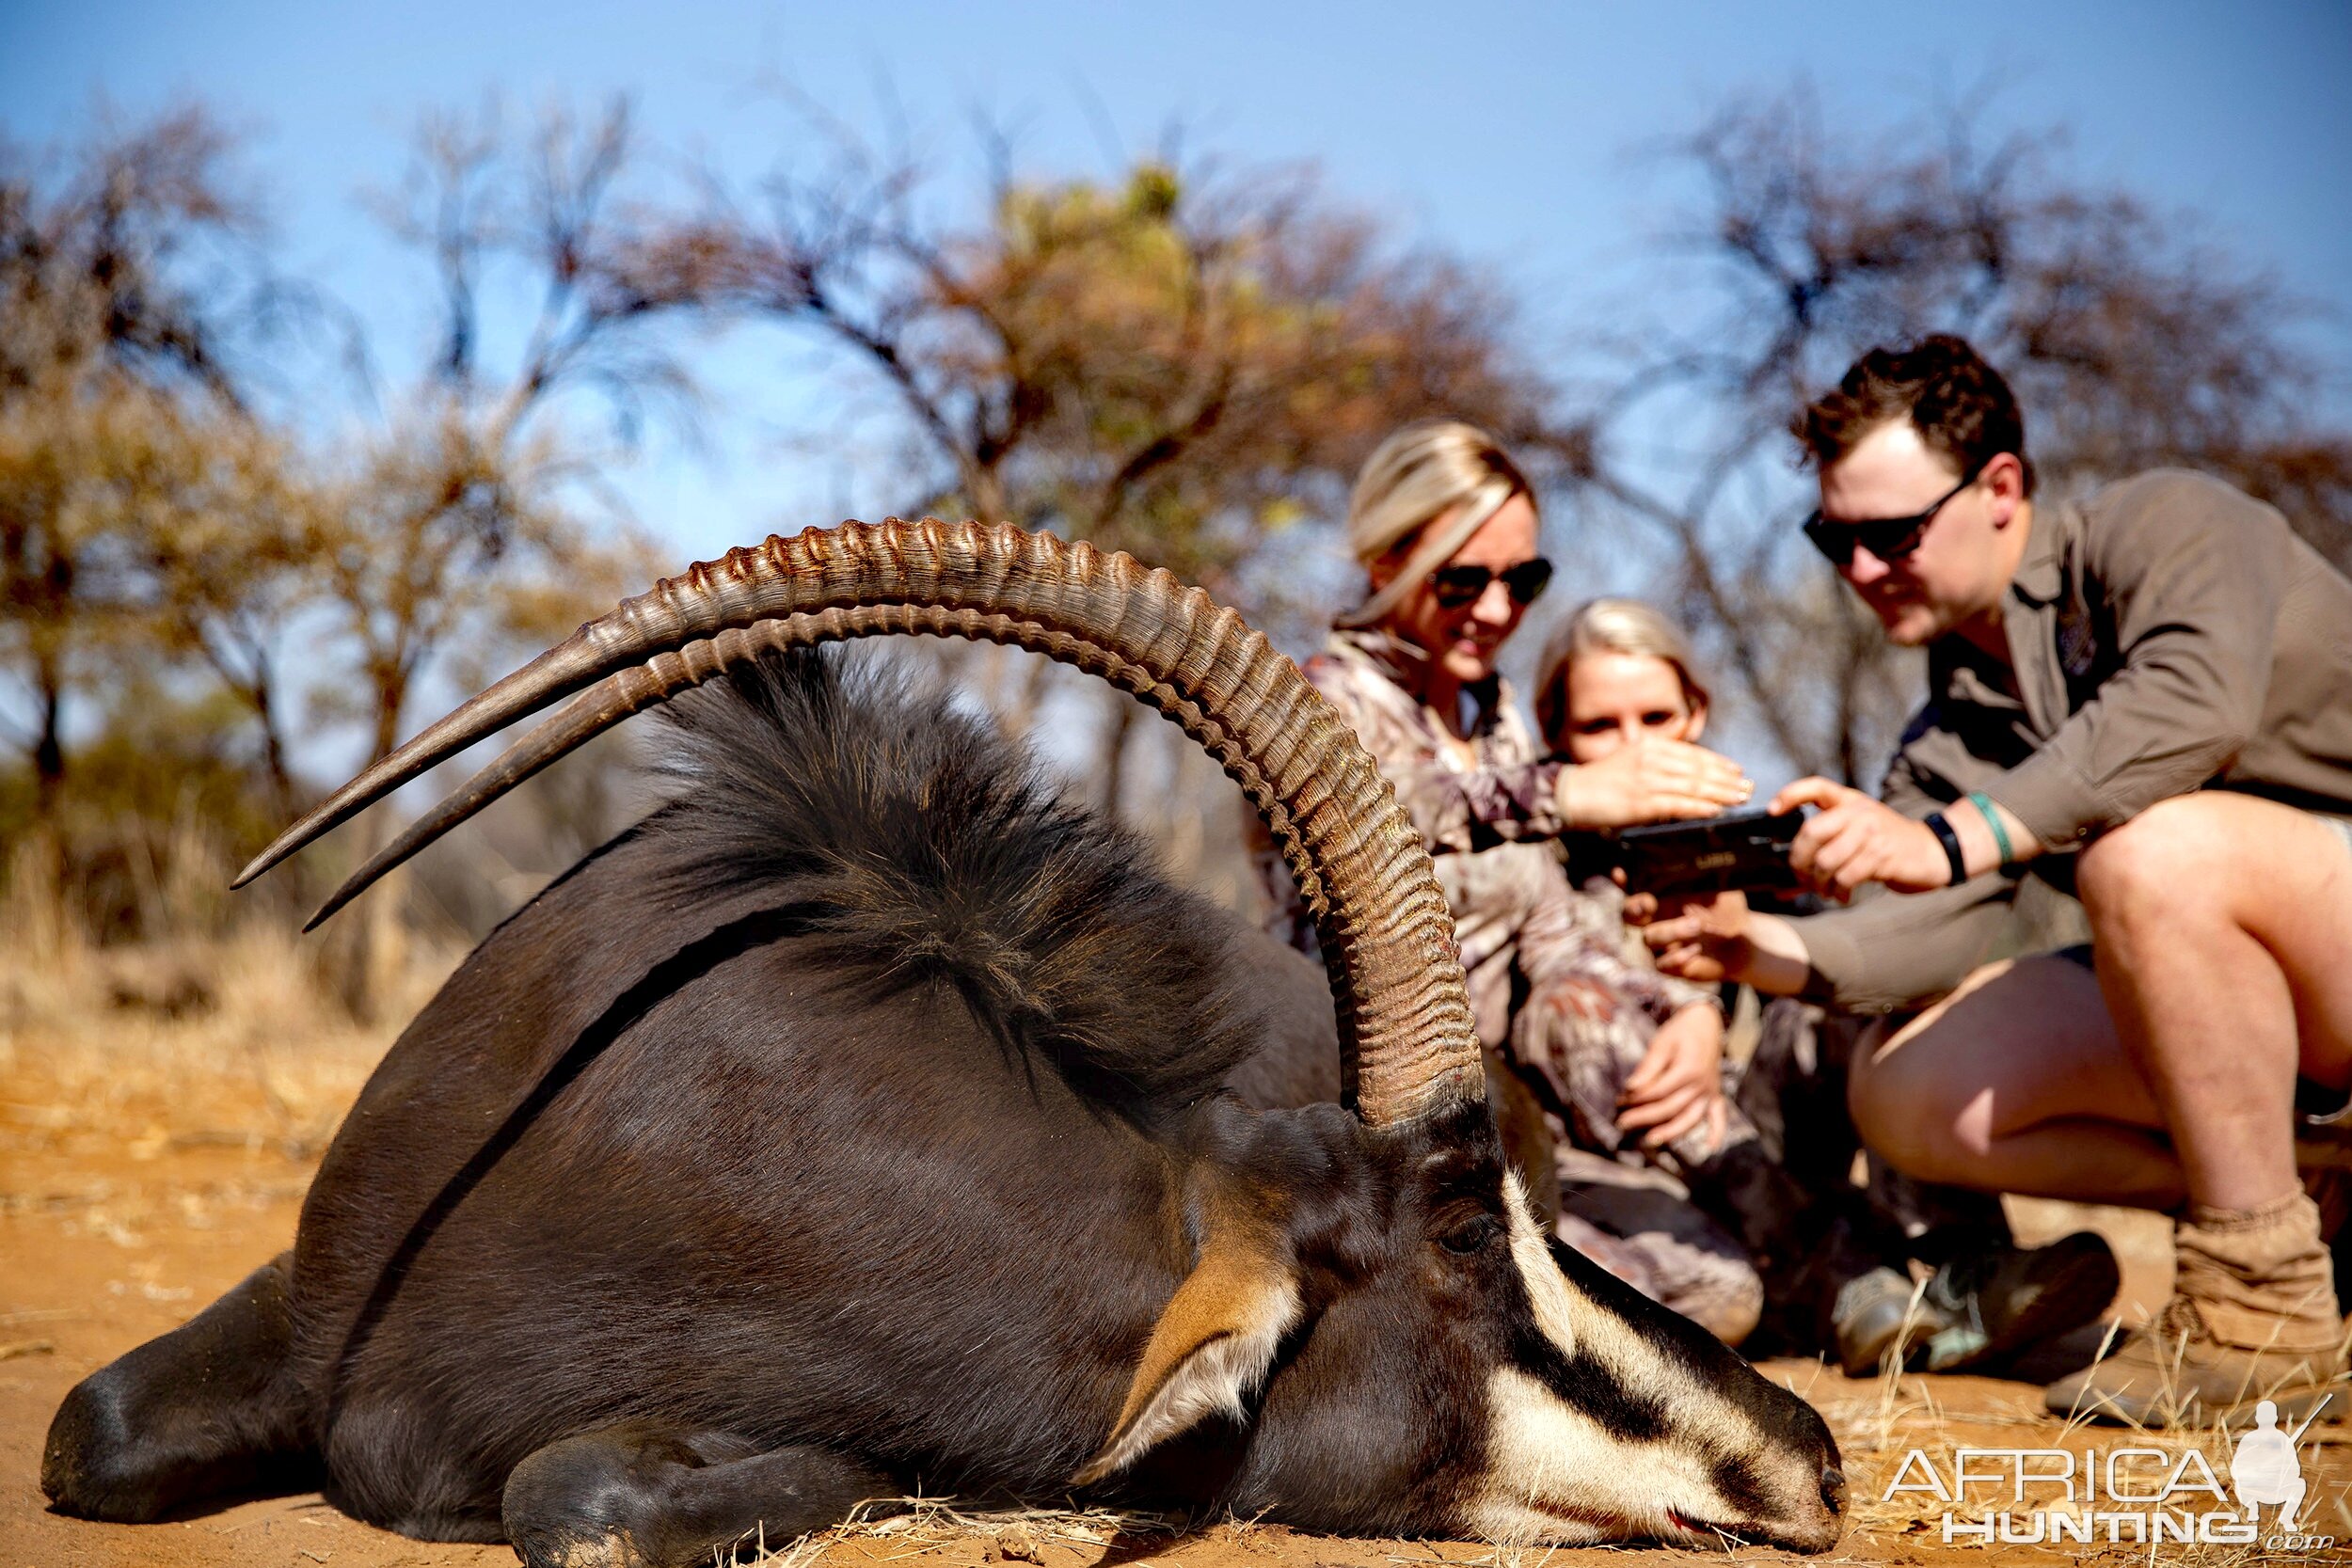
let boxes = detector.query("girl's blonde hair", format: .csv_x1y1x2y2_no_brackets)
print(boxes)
1533,597,1710,741
1335,420,1533,628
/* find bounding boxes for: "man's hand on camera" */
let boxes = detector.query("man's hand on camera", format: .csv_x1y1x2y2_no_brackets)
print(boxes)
1555,740,1753,829
1773,777,1951,898
1623,888,1751,984
1617,1002,1727,1155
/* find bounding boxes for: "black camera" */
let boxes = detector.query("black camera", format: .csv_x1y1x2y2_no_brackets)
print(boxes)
1610,807,1805,896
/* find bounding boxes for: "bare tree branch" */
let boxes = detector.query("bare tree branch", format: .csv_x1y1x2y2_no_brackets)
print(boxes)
1572,85,2349,783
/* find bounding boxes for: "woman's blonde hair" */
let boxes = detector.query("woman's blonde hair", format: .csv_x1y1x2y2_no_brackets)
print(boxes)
1533,597,1710,742
1335,420,1533,628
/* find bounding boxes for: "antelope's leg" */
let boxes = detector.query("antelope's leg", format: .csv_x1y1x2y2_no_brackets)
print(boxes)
503,1423,904,1568
41,1251,319,1522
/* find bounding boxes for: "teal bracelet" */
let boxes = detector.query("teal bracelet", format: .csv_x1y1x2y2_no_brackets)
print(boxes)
1965,791,2019,873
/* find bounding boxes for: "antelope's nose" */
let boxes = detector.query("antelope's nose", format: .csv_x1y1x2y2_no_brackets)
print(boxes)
1820,1464,1849,1517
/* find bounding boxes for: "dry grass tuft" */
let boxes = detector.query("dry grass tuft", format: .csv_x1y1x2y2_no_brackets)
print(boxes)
1,842,462,1173
728,1497,1184,1568
1801,1333,2352,1564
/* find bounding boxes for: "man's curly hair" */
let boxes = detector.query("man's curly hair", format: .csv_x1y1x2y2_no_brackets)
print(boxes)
1793,334,2035,496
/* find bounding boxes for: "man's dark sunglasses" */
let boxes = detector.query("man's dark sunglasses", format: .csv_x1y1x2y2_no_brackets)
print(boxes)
1430,557,1555,609
1802,463,1988,567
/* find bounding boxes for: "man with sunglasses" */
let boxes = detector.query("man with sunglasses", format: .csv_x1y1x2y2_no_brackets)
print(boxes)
1635,335,2352,1425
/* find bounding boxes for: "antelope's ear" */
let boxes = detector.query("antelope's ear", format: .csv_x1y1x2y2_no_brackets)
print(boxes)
1072,1194,1300,1486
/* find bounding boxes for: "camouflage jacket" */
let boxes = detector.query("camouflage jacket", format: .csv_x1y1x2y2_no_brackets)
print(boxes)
1257,627,1713,1048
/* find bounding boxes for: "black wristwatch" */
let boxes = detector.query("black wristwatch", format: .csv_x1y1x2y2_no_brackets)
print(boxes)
1923,812,1967,886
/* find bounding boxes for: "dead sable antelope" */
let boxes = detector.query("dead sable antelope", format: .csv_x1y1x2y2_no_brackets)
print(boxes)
42,520,1848,1563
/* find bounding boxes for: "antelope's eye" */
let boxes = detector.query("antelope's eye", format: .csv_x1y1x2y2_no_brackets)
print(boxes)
1439,1214,1503,1255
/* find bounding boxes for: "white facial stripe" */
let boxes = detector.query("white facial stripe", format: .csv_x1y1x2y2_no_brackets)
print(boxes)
1488,1172,1796,1544
1471,1365,1734,1545
1502,1169,1579,1358
1508,1169,1791,1444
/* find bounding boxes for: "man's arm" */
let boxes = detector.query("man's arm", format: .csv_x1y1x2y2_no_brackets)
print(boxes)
1635,875,2018,1013
1778,773,2042,888
1637,897,1812,996
1879,725,2044,876
1632,703,2026,1007
1774,475,2291,893
1782,875,2021,1010
1985,472,2288,853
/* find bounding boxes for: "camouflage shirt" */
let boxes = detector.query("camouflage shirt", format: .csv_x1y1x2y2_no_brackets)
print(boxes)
1257,626,1713,1048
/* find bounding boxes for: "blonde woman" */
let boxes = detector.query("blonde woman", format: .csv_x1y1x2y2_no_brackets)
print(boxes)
1326,427,1751,856
1257,422,1765,1343
1533,597,1711,767
1521,599,1931,1366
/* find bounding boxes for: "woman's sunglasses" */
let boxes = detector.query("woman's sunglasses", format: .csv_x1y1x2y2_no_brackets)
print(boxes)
1801,462,1986,568
1429,557,1555,610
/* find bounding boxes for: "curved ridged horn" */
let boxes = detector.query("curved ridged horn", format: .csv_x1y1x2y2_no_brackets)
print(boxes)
244,519,1483,1128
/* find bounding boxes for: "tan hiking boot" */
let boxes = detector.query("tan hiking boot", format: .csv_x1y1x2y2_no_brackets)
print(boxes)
2043,1193,2349,1427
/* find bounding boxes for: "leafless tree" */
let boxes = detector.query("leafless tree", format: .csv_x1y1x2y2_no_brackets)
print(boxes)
0,103,266,406
635,125,1554,816
2,101,695,983
322,96,701,768
1570,87,2352,783
0,106,276,815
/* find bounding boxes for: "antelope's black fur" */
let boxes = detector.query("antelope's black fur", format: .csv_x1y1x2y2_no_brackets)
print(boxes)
42,646,1846,1564
639,650,1262,1119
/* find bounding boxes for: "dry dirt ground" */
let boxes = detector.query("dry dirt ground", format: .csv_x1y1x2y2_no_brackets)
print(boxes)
8,939,2352,1567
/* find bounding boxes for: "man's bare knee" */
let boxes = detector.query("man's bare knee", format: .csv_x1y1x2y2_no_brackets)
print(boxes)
2077,794,2234,927
1854,1092,1979,1186
1849,1022,1972,1180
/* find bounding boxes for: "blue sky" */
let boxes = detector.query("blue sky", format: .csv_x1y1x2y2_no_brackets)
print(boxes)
7,1,2350,778
8,1,2346,537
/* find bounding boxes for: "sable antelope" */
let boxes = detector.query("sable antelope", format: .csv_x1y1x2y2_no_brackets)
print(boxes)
42,520,1848,1564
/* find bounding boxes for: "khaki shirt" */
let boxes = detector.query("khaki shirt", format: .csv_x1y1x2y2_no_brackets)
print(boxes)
1798,468,2352,1012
